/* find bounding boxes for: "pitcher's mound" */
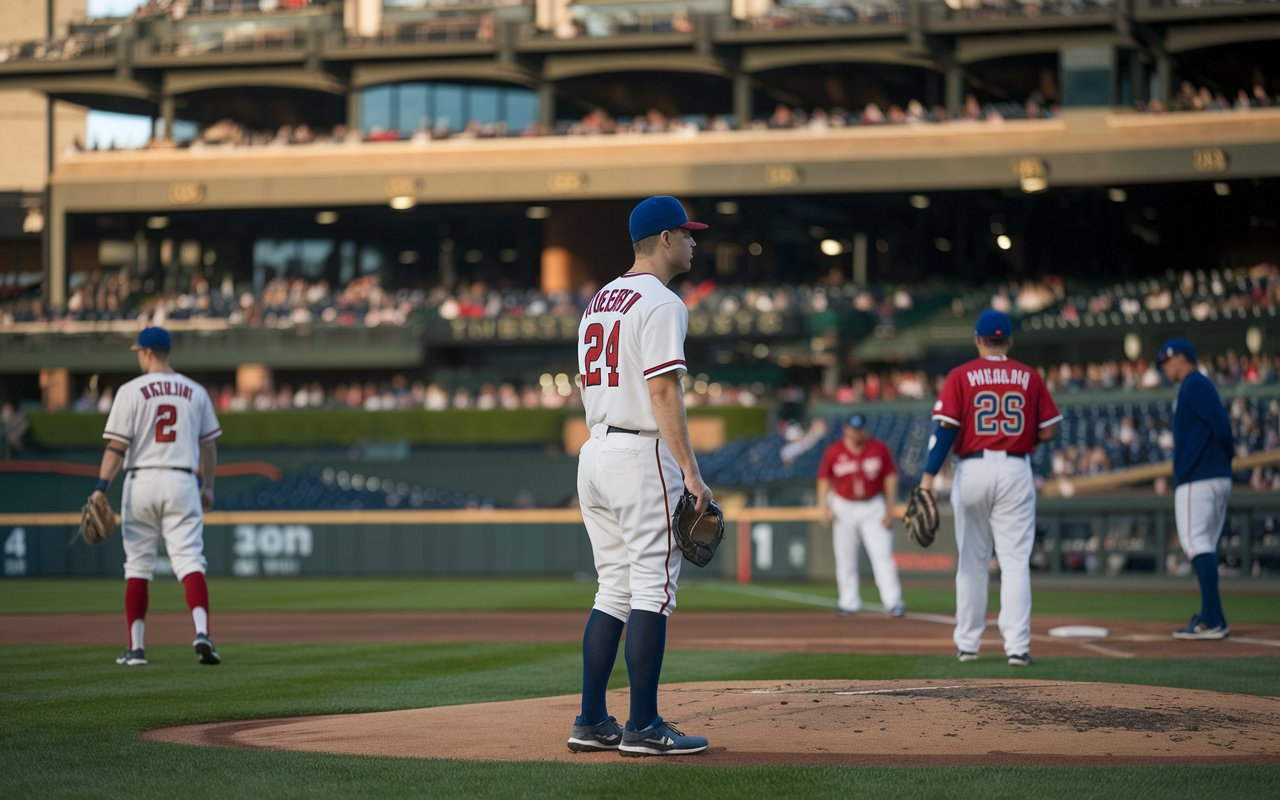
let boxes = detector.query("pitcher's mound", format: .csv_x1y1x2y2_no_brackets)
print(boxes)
145,679,1280,767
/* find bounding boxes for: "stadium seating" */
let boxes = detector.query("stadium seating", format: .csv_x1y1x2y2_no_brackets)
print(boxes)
220,464,494,512
701,394,1280,495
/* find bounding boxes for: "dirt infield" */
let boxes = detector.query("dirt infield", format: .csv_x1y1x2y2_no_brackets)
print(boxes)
5,610,1280,659
144,679,1280,767
10,611,1280,767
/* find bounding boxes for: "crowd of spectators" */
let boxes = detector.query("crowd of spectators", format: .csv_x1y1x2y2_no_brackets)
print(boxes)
127,0,315,22
941,0,1114,20
1,269,927,329
1038,263,1279,328
1,271,428,329
63,88,1050,154
63,371,777,416
53,348,1280,420
1138,81,1280,114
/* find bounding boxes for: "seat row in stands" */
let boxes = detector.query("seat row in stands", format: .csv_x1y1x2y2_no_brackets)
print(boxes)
219,464,494,511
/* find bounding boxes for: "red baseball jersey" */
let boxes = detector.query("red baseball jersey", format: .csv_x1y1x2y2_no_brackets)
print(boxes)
818,438,896,501
932,354,1062,456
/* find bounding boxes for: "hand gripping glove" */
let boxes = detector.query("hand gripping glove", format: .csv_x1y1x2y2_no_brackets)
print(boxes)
672,490,725,568
78,491,117,546
903,486,939,549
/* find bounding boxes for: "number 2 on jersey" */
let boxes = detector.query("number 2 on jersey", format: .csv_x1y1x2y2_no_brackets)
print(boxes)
973,391,1024,436
582,321,620,387
155,404,178,443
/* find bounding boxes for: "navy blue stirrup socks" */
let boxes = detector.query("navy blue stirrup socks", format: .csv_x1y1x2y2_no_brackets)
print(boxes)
624,609,667,731
579,609,625,724
1191,553,1226,628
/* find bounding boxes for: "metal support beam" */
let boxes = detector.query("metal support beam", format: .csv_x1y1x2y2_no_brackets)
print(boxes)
538,81,556,132
347,88,361,130
733,72,752,130
945,63,964,115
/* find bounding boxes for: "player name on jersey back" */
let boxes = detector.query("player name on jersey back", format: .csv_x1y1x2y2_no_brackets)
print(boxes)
583,286,644,317
964,366,1032,390
138,379,195,401
577,273,688,433
105,371,220,472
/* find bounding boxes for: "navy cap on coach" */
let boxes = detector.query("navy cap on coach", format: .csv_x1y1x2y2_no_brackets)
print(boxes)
847,414,867,429
629,196,709,243
132,326,172,352
974,309,1012,338
1156,337,1196,365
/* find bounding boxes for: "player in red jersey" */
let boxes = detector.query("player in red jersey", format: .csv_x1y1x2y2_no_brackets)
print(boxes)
817,414,904,617
918,310,1060,666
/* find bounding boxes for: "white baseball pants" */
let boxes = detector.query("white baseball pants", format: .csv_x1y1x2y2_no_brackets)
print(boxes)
121,469,207,581
829,494,902,613
1174,477,1231,558
950,451,1036,657
577,425,684,622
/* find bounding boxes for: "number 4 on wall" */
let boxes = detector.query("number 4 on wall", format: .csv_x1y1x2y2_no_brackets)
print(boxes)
4,528,25,559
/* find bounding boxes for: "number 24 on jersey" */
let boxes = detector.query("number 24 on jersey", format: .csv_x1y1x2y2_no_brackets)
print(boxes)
582,321,620,387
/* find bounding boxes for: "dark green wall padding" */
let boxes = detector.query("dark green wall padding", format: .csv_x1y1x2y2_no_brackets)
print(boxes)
24,406,769,448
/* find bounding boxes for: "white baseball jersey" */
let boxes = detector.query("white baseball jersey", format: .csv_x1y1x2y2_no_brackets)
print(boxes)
576,271,691,621
104,371,221,470
578,272,688,432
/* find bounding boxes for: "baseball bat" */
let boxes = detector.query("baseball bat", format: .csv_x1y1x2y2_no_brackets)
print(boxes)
1041,449,1280,498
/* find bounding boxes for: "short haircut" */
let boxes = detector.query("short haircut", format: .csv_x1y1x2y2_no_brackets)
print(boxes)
633,228,684,256
979,335,1010,348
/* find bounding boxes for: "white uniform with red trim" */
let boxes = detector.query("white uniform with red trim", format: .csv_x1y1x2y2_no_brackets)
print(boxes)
103,371,221,581
576,272,688,621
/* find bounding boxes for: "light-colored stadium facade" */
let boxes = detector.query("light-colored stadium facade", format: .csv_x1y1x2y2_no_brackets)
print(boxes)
0,0,1278,406
0,0,1277,290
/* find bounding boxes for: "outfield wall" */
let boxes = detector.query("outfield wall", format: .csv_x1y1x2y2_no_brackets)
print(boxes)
4,494,1278,581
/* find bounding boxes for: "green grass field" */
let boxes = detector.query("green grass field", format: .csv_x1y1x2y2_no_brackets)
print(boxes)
2,577,1278,799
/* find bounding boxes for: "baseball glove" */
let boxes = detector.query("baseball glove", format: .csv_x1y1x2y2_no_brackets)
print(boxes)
672,490,724,568
78,491,117,546
903,486,939,549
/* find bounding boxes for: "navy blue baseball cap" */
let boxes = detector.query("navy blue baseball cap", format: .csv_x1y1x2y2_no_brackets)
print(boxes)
629,196,708,243
975,309,1012,338
846,414,867,429
132,326,172,352
1156,337,1196,365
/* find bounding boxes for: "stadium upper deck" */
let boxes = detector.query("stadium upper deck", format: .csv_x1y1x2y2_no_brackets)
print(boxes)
2,0,1278,129
0,0,1277,412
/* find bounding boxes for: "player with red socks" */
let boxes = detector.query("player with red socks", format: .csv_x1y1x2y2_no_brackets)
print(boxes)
94,327,223,666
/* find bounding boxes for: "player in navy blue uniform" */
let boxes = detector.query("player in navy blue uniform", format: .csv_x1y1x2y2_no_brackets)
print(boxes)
1157,338,1234,640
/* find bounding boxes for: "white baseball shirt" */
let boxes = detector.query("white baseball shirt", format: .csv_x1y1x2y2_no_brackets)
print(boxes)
576,271,691,620
577,272,689,430
104,371,221,470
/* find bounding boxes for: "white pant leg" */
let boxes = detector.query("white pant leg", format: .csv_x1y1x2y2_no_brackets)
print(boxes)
1174,478,1232,559
122,472,162,581
829,494,863,612
579,430,683,619
579,436,631,622
952,462,994,653
160,471,207,580
857,496,902,609
991,459,1036,656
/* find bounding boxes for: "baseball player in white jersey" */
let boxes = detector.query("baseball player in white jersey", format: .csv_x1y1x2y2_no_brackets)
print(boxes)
93,326,223,666
918,310,1060,666
567,196,711,757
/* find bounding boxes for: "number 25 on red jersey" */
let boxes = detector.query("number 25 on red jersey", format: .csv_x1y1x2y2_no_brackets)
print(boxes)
973,390,1024,436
